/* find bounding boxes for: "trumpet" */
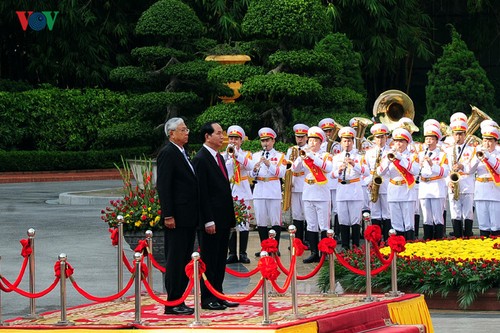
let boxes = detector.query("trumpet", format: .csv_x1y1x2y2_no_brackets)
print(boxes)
387,150,397,161
226,144,235,156
299,148,308,159
476,150,486,161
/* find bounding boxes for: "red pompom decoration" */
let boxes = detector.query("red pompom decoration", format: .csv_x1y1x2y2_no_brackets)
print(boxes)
293,238,307,257
388,235,406,253
20,239,32,258
258,256,280,280
261,238,278,254
185,259,206,279
364,225,382,244
318,237,337,254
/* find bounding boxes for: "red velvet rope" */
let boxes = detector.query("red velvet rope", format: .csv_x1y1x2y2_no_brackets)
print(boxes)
371,242,394,265
0,256,29,292
122,251,133,273
274,255,290,275
134,239,149,254
269,255,295,293
293,238,307,257
149,253,166,273
297,254,326,280
143,278,194,306
109,228,118,246
0,276,59,298
225,266,260,278
258,256,280,280
20,239,32,257
70,275,135,302
203,275,264,302
364,225,382,244
334,250,394,276
54,261,74,278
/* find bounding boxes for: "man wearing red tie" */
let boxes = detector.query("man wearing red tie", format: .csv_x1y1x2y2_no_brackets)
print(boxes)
193,122,239,311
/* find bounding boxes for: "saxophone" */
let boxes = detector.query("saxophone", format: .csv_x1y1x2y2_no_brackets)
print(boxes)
450,144,460,201
370,148,383,203
282,146,299,211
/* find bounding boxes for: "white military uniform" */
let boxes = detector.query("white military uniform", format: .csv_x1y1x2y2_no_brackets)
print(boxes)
252,148,286,227
286,144,307,220
365,145,391,220
469,126,500,235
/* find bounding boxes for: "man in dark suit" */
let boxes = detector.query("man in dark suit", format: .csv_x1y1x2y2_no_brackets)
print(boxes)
156,117,198,315
192,121,239,310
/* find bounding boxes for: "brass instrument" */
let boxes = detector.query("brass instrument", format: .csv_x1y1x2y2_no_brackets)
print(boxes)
387,150,397,161
352,117,373,151
372,90,415,131
282,146,299,211
476,149,486,161
326,122,342,153
370,148,383,203
299,148,308,159
468,106,491,136
450,144,460,201
226,144,235,156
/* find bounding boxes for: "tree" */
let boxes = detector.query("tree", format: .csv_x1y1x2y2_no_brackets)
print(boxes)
425,26,497,123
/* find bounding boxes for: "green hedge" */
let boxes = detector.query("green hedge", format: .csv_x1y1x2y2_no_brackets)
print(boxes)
0,148,152,172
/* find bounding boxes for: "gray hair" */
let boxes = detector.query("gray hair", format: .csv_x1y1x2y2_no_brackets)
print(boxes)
164,118,185,138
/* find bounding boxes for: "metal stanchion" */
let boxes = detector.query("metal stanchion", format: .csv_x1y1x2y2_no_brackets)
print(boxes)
287,225,303,318
190,252,206,327
55,254,74,326
259,252,275,326
0,256,7,326
132,252,145,325
325,229,340,296
385,229,404,297
24,228,41,319
116,216,126,302
361,213,377,302
145,230,154,292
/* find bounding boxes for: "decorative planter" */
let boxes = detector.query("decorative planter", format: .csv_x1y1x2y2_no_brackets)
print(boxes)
123,230,165,268
205,54,251,103
424,289,500,311
126,158,157,188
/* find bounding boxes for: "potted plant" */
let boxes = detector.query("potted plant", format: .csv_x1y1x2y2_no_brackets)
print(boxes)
101,158,165,266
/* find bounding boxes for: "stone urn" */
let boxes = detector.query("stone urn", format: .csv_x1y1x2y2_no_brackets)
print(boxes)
205,54,251,103
123,229,165,268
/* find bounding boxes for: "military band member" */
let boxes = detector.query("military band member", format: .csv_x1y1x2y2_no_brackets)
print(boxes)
469,125,500,236
378,128,420,240
252,127,287,255
331,127,368,250
418,126,450,240
319,118,341,239
480,120,500,153
445,120,475,238
224,125,255,264
292,126,333,263
285,124,309,245
365,123,392,240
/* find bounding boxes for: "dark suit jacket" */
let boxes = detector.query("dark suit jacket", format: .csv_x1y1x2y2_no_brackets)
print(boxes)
156,141,199,228
192,146,235,229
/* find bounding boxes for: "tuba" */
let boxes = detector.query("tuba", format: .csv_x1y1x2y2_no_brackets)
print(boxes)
372,90,415,131
282,146,299,211
326,122,342,153
467,105,491,137
351,117,373,151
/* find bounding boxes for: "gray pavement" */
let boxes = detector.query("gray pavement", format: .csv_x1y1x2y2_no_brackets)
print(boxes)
0,180,499,332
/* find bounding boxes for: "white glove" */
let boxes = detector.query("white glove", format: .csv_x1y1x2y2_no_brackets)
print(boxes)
395,152,402,160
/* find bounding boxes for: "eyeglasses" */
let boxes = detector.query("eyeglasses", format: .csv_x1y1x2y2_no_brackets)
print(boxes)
176,128,190,133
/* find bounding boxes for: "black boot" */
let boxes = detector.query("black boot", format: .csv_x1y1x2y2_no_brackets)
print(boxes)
238,231,250,263
405,230,415,241
255,227,269,257
351,224,361,248
226,229,238,264
434,224,444,239
272,225,282,256
480,230,491,237
293,220,305,243
333,214,340,241
371,219,382,229
414,215,420,239
451,219,463,238
464,219,473,237
340,225,350,250
303,231,320,263
491,230,500,236
423,225,434,240
443,210,447,231
320,230,327,239
382,219,392,242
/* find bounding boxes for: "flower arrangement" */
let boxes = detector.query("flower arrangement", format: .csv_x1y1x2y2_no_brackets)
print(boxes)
318,237,500,309
101,158,162,231
233,196,253,226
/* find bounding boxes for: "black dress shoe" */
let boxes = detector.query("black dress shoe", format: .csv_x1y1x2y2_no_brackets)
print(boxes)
239,253,250,264
201,301,227,310
226,254,238,264
255,251,261,257
164,304,194,315
221,300,239,307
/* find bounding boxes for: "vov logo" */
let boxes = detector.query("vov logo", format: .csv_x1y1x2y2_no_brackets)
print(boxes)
16,11,59,31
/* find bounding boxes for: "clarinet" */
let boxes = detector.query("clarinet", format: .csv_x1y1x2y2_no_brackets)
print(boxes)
252,150,266,184
340,152,350,185
415,147,429,184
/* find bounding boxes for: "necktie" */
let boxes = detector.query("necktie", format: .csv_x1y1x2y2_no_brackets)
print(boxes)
265,151,269,159
182,150,195,173
457,146,462,156
216,153,228,180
